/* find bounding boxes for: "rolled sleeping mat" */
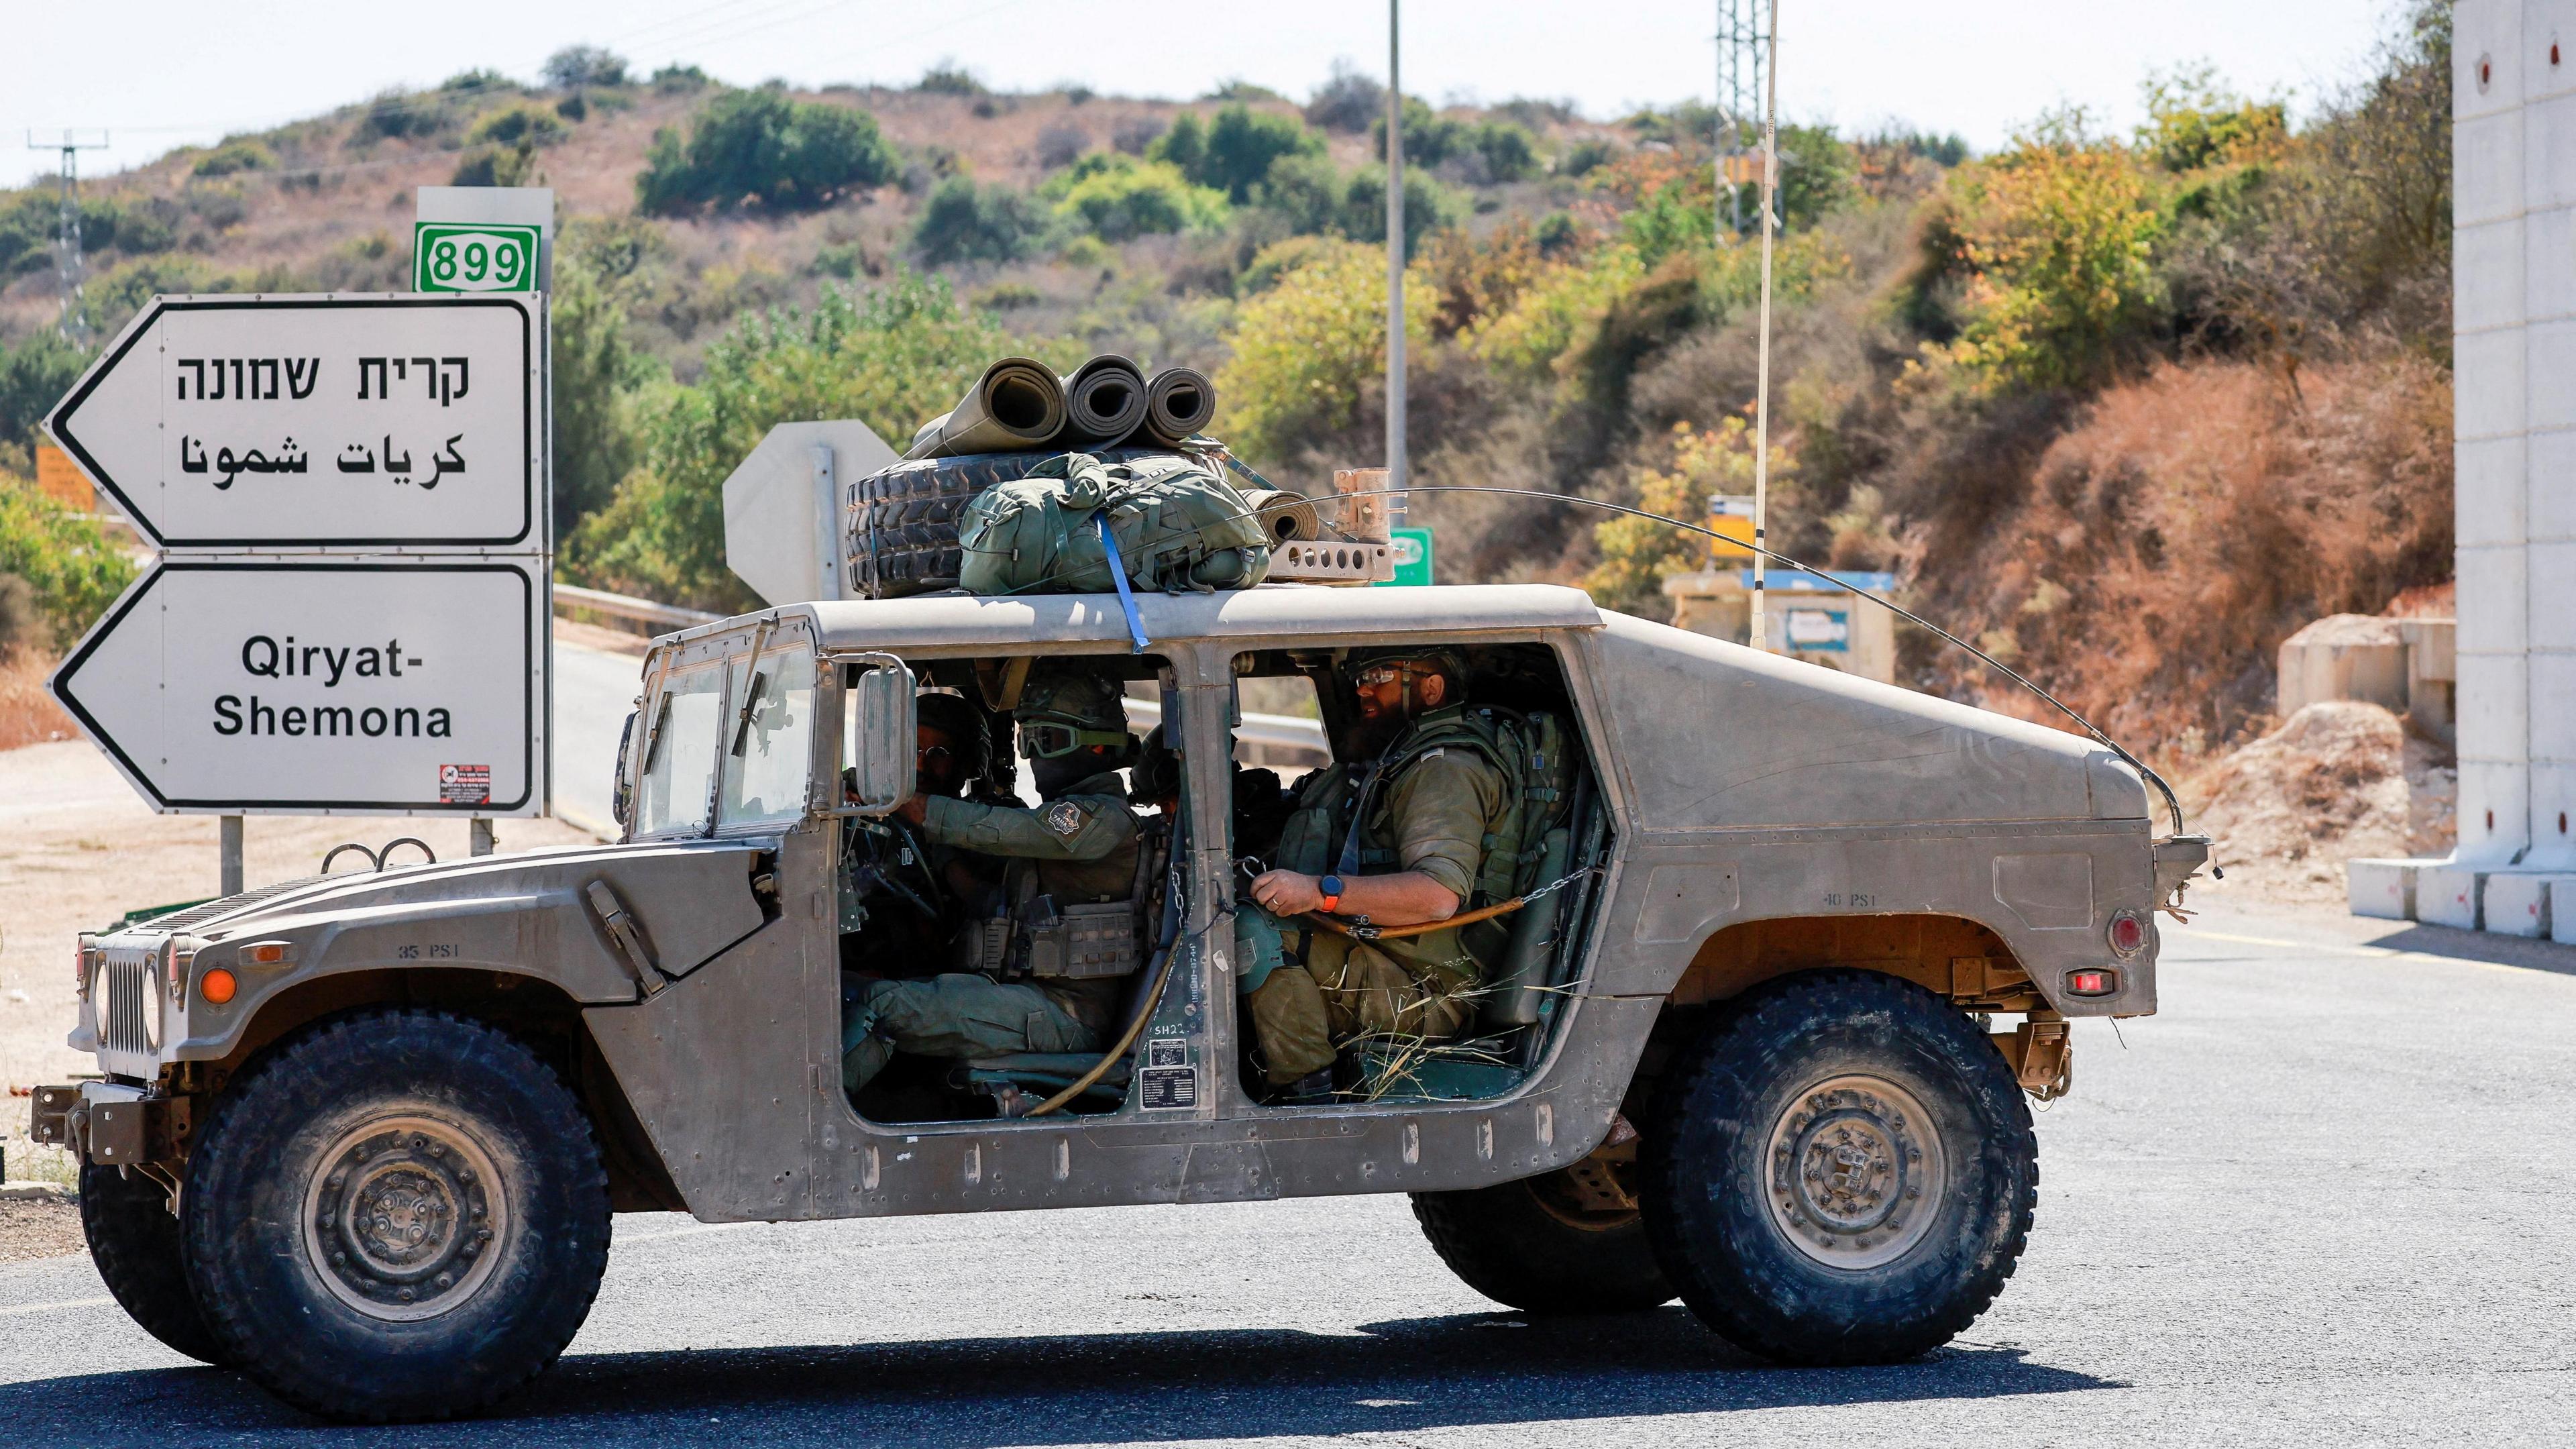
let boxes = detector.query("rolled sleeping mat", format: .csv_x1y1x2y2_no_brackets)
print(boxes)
1059,354,1150,445
1241,488,1320,544
903,356,1069,460
1142,366,1216,445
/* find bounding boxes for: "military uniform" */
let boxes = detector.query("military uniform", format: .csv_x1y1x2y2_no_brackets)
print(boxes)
1240,704,1513,1085
842,668,1148,1098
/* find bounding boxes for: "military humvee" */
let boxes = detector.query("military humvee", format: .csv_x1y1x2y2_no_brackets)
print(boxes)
35,582,2206,1421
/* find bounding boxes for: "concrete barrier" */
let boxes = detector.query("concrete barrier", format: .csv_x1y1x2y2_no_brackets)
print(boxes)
2414,867,2486,930
2345,859,2424,920
2482,875,2557,939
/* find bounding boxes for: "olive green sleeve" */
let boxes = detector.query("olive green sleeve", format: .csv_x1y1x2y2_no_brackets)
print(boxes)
1383,751,1505,902
918,791,1138,861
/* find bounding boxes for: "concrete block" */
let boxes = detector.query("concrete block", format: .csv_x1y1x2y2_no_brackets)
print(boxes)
2456,327,2529,441
2482,872,2557,936
2457,3,2524,117
2463,219,2529,329
2528,762,2576,871
2457,435,2529,546
2530,429,2576,542
2277,616,2408,716
2530,321,2576,430
2457,761,2533,862
2346,858,2427,920
2417,867,2489,930
2528,93,2576,210
2529,207,2576,323
2456,653,2532,753
2557,879,2576,946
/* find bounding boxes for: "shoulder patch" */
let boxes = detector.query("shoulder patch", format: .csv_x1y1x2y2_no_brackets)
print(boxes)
1044,800,1087,838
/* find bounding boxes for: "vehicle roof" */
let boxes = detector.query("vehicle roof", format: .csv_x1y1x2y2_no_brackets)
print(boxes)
674,583,1605,655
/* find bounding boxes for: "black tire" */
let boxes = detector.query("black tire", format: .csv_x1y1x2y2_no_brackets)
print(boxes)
183,1010,611,1422
1412,1165,1675,1314
851,447,1181,597
1642,971,2037,1364
79,1162,227,1365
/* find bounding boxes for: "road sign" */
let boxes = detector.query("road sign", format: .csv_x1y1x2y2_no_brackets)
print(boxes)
722,419,900,605
50,558,547,815
1380,526,1434,587
33,440,91,509
44,294,539,551
413,223,541,294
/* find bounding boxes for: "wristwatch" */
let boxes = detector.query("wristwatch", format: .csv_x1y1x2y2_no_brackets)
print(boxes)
1318,875,1345,914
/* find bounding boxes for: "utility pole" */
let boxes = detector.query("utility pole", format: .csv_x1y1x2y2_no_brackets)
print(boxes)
26,130,109,345
1385,0,1407,504
1750,0,1780,652
1713,1,1766,238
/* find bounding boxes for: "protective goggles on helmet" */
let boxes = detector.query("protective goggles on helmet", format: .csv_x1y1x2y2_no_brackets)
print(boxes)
1018,718,1132,759
1352,659,1445,690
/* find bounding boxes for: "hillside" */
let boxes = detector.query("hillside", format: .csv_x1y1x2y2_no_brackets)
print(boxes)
0,11,2454,785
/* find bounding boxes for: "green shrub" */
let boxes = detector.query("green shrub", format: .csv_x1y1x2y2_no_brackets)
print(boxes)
636,89,902,214
1193,103,1324,202
192,140,276,178
1253,154,1453,254
1147,113,1206,174
549,250,654,532
0,480,137,651
1304,61,1385,133
1214,238,1434,466
468,102,568,149
1374,96,1468,167
0,331,91,453
565,273,1057,609
543,44,629,90
1469,120,1541,181
651,64,710,94
914,63,985,96
1046,154,1227,241
912,176,1045,264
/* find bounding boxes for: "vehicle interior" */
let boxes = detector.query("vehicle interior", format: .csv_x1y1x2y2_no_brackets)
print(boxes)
1226,643,1611,1107
829,640,1610,1124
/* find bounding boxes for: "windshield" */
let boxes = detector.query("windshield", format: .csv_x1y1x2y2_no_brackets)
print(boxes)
634,661,725,837
719,647,816,829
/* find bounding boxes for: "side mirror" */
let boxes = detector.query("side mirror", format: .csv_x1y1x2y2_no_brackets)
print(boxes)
843,657,917,815
610,708,637,829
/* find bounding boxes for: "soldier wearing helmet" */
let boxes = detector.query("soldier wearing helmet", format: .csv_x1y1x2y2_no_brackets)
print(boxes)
1241,647,1509,1101
841,667,1148,1098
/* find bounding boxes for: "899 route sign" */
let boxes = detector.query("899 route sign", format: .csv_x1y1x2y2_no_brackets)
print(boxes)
44,294,537,551
412,222,541,294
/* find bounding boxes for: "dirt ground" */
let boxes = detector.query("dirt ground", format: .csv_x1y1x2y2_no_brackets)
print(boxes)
0,738,600,1092
2180,699,2455,907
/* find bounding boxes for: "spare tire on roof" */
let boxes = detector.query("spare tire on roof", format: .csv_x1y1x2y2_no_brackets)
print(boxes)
850,448,1191,599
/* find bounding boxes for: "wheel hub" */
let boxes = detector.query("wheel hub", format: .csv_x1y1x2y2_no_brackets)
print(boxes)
1763,1075,1945,1271
301,1116,506,1322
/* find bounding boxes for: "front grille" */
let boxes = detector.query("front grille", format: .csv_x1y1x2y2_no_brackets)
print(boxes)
100,955,158,1057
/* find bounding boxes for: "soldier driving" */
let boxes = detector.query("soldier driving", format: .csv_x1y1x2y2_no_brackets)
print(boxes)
841,668,1154,1098
1240,648,1512,1099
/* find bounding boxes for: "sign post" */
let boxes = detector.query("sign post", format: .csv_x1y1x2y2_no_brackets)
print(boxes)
42,281,553,878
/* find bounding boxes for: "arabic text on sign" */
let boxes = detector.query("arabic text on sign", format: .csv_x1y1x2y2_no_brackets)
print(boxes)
182,435,465,490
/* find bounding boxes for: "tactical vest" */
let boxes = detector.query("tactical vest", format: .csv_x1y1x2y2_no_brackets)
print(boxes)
958,816,1170,982
1273,705,1578,913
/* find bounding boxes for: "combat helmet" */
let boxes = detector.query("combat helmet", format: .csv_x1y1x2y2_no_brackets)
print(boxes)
1014,667,1136,762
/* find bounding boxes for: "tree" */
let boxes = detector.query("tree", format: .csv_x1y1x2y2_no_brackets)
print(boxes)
635,89,902,215
1045,154,1228,241
1304,59,1385,133
566,274,1047,609
548,253,652,533
0,332,91,457
1194,103,1324,202
0,479,137,651
912,176,1044,264
1214,239,1434,467
1586,419,1789,615
1937,121,2163,390
543,45,630,90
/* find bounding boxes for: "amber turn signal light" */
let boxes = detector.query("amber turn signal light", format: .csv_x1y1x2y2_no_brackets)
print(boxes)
199,968,238,1006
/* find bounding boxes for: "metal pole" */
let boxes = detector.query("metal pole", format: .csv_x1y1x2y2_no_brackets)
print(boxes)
1385,0,1407,500
470,818,495,857
1750,0,1780,652
219,815,244,896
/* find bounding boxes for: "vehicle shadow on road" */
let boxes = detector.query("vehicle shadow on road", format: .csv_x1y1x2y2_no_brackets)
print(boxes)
0,1309,2121,1445
2359,922,2576,977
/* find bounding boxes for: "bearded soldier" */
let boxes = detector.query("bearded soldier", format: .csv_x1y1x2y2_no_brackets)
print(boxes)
1240,648,1513,1100
841,669,1150,1097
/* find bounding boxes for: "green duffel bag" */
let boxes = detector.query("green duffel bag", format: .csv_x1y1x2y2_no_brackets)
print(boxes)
956,451,1273,596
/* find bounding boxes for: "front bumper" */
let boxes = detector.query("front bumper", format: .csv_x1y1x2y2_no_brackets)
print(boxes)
28,1081,156,1167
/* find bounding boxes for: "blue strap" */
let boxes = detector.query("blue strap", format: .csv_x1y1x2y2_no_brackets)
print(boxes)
1095,513,1150,654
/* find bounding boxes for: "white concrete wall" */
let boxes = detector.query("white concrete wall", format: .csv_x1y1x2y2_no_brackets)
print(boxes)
2455,2,2576,872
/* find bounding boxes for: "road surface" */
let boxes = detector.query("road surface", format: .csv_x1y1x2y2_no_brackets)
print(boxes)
1,904,2567,1446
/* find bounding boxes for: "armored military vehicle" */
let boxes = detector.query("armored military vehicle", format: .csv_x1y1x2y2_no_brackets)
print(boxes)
35,582,2205,1421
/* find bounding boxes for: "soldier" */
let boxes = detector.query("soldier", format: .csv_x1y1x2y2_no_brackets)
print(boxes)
1240,648,1510,1099
841,669,1148,1098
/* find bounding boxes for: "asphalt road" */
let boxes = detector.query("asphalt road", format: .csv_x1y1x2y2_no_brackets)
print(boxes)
550,637,645,838
2,904,2569,1446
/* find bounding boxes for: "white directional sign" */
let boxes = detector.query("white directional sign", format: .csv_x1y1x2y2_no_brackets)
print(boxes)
45,294,539,551
51,559,547,815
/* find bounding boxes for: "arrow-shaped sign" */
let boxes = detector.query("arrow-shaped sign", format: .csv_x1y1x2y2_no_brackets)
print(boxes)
50,559,546,814
45,294,539,551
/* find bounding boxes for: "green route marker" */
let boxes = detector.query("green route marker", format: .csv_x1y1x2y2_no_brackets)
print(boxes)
1382,526,1434,587
412,222,542,294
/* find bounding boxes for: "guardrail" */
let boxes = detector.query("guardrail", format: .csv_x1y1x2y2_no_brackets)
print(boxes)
552,583,722,633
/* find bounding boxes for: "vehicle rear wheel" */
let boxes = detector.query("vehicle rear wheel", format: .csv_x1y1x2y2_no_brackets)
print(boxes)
1411,1155,1675,1314
80,1162,226,1365
183,1009,610,1422
1642,970,2037,1364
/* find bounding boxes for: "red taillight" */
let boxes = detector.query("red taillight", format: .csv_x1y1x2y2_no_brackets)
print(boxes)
2107,910,2147,957
2066,968,2120,996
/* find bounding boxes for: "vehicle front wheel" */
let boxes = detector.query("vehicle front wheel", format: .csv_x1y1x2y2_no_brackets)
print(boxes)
183,1009,612,1421
1642,971,2037,1364
1411,1153,1675,1315
80,1162,226,1364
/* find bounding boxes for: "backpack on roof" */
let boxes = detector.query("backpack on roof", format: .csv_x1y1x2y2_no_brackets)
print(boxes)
955,451,1272,596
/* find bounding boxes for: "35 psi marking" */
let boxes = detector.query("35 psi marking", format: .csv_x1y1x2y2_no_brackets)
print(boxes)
397,944,459,959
